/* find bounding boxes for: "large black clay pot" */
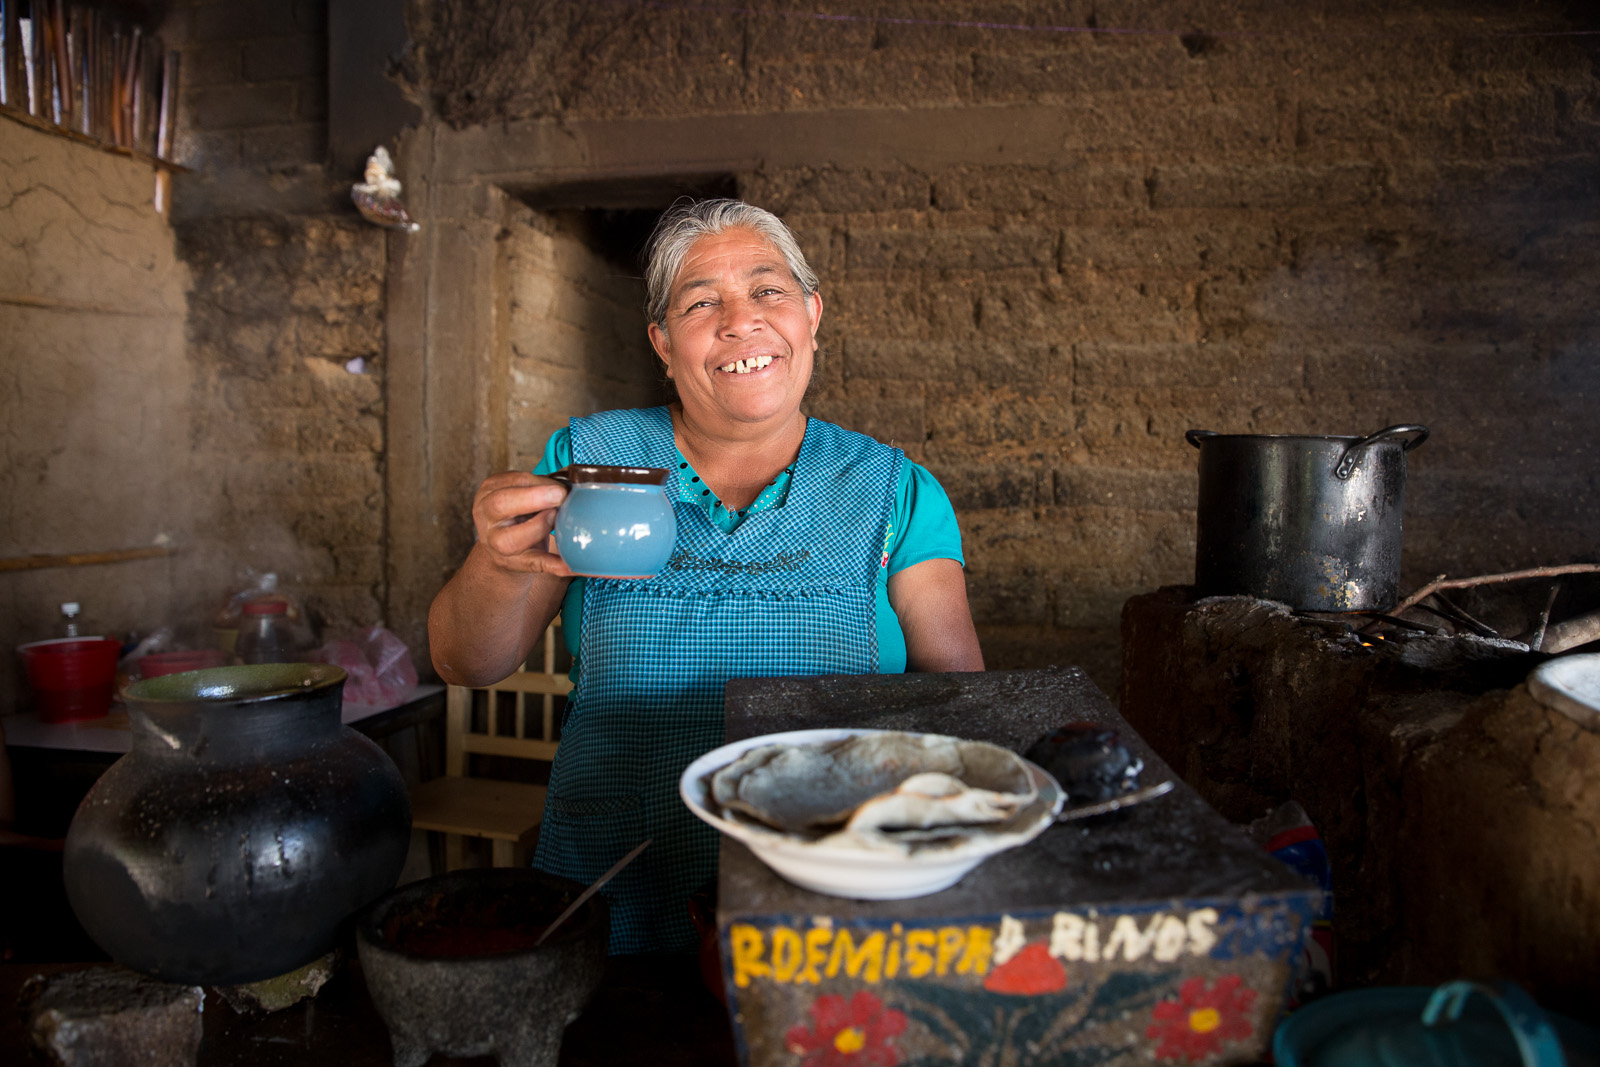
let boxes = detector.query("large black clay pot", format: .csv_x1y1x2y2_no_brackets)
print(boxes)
63,663,412,985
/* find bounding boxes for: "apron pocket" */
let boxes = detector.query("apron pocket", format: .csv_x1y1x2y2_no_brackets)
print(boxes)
545,794,644,819
538,793,649,926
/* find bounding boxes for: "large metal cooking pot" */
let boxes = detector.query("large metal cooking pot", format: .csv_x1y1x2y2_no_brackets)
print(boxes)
1186,424,1429,612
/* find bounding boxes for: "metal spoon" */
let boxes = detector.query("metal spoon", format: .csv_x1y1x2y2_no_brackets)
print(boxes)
534,838,651,947
1056,780,1175,823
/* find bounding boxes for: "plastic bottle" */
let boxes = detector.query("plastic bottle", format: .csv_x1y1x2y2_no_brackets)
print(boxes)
215,572,315,655
56,602,84,638
54,602,103,639
235,600,299,664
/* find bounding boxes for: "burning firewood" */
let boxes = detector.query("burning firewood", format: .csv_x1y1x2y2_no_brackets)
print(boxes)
1365,564,1600,648
1544,609,1600,655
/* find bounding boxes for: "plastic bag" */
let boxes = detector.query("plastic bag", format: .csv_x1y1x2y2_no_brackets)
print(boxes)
1249,801,1334,1004
117,628,175,677
317,626,417,709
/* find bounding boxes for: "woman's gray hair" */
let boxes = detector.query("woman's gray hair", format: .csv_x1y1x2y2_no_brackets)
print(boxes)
643,199,819,327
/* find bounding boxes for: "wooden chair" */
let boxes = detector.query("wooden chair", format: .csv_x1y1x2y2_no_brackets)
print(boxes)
409,624,571,870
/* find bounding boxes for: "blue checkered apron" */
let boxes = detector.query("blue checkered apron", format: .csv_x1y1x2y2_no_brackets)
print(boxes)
533,406,902,954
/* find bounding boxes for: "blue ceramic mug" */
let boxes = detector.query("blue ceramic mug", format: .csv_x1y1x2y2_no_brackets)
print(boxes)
547,465,676,578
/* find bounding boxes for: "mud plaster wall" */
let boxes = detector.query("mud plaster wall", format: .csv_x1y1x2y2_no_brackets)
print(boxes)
2,0,381,713
397,0,1600,690
0,120,202,714
152,0,392,649
178,216,388,633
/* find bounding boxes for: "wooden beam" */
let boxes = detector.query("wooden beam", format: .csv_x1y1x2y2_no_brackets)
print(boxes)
432,103,1095,186
0,545,177,573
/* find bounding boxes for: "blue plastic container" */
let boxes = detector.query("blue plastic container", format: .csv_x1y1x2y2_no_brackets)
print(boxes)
1274,981,1600,1067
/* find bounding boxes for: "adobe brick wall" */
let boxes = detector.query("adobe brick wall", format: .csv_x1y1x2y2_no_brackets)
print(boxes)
178,215,388,634
165,0,329,173
150,0,1600,689
504,208,670,470
407,1,1598,689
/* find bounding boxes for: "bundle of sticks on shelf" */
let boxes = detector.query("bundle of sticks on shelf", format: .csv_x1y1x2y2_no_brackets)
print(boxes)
0,0,176,161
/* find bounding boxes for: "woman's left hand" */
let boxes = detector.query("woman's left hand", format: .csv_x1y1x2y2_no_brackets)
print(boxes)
888,559,985,672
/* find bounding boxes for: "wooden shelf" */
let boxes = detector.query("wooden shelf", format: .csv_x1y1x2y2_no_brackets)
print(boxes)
0,103,188,172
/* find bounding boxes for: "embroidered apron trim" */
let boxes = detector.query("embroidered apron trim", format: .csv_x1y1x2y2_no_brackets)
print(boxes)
667,547,813,574
592,584,857,601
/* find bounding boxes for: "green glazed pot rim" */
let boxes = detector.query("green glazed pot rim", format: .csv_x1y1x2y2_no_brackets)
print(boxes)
124,662,347,705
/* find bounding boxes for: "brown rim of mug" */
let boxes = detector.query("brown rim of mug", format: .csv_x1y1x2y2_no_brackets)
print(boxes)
547,464,669,487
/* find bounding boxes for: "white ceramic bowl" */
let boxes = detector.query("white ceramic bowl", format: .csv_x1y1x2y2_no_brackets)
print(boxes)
680,728,1065,900
1529,652,1600,732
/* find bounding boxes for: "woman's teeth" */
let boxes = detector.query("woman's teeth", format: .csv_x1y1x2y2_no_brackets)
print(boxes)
720,355,774,374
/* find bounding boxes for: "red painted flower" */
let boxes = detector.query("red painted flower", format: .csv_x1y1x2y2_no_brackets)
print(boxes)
983,941,1068,996
1146,975,1257,1061
785,989,908,1066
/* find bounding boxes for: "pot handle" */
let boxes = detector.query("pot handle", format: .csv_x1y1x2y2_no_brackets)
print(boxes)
1333,424,1430,480
1421,981,1568,1067
1184,429,1218,449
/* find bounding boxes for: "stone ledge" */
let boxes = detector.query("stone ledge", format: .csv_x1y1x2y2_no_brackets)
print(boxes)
22,967,203,1067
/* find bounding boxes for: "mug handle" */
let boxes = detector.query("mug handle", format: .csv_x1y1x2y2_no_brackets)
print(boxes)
1421,981,1567,1067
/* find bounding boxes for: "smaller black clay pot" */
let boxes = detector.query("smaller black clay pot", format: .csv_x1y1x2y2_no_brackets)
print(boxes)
357,868,609,1067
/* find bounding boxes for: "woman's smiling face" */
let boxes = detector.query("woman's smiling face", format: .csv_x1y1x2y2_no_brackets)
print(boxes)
648,227,822,432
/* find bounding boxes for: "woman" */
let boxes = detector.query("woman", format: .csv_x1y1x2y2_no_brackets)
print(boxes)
428,199,983,954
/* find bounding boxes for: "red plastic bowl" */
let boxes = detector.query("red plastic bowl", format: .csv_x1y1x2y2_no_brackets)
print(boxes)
19,637,123,723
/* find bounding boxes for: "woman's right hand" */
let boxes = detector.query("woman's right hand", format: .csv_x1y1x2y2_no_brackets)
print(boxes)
471,471,576,577
432,471,576,684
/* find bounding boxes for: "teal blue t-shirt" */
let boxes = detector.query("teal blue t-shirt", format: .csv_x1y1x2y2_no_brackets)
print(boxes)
534,423,964,673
